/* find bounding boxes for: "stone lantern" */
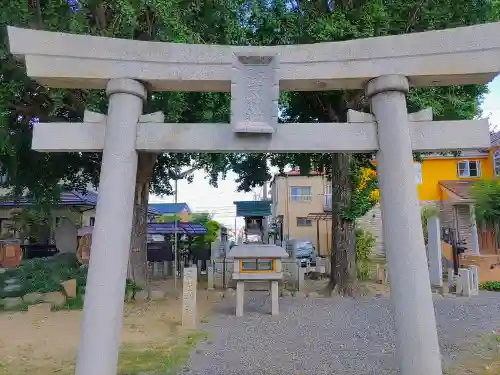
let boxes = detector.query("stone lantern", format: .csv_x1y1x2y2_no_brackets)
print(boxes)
228,201,289,316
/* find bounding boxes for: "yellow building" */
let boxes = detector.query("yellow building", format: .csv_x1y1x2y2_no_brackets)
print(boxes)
271,135,500,255
416,136,500,254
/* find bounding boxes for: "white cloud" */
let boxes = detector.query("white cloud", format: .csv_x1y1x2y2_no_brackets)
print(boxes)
482,75,500,130
150,170,256,231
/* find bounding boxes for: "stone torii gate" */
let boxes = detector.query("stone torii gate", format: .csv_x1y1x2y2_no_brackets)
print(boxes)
7,22,500,375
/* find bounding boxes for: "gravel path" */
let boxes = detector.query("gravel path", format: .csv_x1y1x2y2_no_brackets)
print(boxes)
183,292,500,375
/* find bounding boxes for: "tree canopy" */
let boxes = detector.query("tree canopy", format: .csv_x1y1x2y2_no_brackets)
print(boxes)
471,179,500,225
0,0,494,201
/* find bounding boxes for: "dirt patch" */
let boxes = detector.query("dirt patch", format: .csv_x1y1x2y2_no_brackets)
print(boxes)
0,283,223,375
300,277,390,297
444,332,500,375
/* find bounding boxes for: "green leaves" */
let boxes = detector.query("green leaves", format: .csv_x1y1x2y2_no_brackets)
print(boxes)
471,179,500,224
0,0,496,211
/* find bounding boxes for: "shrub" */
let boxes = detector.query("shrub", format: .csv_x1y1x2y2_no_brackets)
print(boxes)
355,228,375,280
0,253,87,299
479,281,500,291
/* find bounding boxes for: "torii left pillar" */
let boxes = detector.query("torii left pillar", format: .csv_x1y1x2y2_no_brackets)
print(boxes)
75,78,146,375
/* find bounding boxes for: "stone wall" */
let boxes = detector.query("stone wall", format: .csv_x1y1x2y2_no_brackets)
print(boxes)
357,204,384,255
357,200,459,255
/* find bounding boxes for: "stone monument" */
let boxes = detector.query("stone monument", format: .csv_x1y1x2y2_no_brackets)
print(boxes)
182,266,198,329
7,22,499,375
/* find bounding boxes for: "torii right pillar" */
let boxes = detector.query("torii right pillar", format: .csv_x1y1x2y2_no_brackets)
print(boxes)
367,75,442,375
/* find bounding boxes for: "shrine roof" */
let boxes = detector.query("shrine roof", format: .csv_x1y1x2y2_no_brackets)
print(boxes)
233,200,272,217
148,203,191,215
0,189,157,215
227,243,288,259
0,189,98,207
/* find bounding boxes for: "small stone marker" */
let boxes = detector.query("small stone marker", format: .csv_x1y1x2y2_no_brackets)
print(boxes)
43,291,66,307
298,267,306,291
207,265,214,290
23,292,43,304
60,279,77,298
182,266,197,329
1,296,22,309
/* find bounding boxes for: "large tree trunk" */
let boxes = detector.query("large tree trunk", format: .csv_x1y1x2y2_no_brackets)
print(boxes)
328,153,358,296
128,152,157,296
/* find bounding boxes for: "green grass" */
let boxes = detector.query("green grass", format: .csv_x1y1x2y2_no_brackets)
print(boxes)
117,331,209,375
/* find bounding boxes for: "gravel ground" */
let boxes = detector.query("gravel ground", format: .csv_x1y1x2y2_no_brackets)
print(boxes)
182,291,500,375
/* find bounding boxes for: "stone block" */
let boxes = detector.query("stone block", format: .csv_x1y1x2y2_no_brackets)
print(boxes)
27,303,52,316
134,290,149,301
231,54,279,134
1,296,23,309
150,290,166,301
307,292,320,298
60,279,77,298
439,284,449,295
23,292,43,304
43,291,66,307
281,289,292,297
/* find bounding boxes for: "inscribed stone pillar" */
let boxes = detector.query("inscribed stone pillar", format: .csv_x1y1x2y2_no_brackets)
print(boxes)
469,204,480,254
207,265,214,290
182,266,198,329
367,75,442,375
75,79,145,375
211,240,221,261
271,280,279,315
427,216,443,287
236,281,244,317
457,268,471,297
298,266,306,291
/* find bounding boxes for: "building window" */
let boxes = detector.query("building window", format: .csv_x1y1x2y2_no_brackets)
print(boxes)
290,186,312,201
494,151,500,177
296,217,312,226
457,160,481,178
325,184,332,195
89,217,95,226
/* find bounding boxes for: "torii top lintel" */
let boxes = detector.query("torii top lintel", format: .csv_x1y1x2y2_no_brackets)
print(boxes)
7,22,500,92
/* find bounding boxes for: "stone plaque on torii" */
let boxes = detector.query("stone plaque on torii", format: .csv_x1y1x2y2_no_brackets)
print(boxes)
7,22,500,375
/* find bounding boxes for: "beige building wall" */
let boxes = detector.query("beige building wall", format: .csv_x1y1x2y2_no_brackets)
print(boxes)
271,174,331,256
271,175,385,256
0,206,96,238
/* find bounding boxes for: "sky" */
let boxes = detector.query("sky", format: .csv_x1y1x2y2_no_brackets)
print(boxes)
150,75,500,231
